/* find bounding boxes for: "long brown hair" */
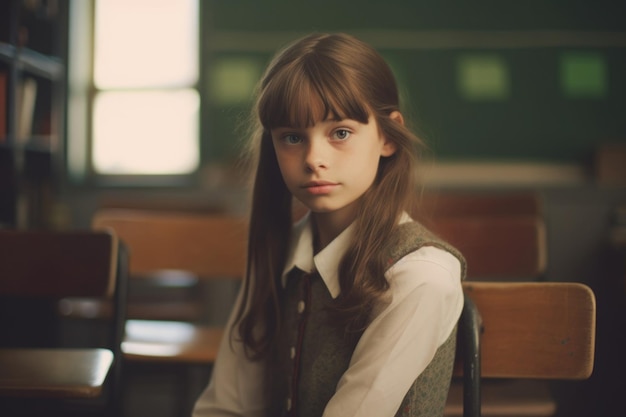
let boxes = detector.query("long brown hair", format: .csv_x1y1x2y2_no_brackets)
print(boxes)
235,33,424,360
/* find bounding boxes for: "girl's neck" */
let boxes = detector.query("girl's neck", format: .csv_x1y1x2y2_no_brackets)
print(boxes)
311,209,357,253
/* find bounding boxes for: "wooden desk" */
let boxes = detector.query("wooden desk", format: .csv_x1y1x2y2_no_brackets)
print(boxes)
0,348,113,398
122,320,223,364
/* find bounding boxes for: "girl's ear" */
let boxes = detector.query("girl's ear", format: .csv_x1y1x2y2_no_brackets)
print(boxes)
380,111,404,157
390,110,404,126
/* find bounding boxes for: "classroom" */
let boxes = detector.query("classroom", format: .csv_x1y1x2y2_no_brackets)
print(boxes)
0,1,624,416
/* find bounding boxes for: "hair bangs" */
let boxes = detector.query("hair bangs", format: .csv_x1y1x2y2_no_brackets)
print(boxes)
258,59,370,130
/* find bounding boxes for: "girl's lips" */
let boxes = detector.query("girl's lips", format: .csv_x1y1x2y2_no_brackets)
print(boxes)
302,181,338,195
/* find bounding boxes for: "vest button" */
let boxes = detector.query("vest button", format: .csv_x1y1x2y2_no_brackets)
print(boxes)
290,346,296,359
286,397,292,411
297,300,305,314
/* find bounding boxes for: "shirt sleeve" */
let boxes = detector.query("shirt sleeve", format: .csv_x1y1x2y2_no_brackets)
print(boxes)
322,246,464,417
192,286,267,417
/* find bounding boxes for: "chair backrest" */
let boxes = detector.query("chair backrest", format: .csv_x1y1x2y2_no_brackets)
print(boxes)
413,191,546,280
0,230,118,299
0,229,127,412
0,229,127,349
459,281,595,379
431,216,546,279
92,209,248,279
456,281,596,416
415,191,542,220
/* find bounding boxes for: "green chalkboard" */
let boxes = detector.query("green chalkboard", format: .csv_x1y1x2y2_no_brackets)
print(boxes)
200,1,626,163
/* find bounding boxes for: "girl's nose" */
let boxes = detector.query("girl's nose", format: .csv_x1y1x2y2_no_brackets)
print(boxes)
304,140,328,172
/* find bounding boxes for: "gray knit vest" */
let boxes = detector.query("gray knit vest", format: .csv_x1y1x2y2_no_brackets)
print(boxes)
266,221,466,417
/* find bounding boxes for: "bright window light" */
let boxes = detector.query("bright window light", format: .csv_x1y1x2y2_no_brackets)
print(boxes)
92,0,199,176
93,90,200,175
94,0,198,88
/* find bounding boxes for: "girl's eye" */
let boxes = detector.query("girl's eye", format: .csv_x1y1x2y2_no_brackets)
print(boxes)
333,129,351,140
283,134,302,145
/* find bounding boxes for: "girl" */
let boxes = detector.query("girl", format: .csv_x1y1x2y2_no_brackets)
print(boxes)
193,32,465,417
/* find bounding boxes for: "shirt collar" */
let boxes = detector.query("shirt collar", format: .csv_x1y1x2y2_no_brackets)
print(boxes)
281,212,355,299
281,212,412,299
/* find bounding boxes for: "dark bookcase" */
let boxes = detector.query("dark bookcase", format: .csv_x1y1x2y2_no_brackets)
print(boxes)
0,0,67,229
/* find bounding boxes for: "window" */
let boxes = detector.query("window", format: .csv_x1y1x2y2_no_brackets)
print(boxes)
91,0,199,176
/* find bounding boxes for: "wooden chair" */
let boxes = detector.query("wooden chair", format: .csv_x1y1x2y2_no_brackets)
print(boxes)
91,209,247,364
0,229,128,416
89,210,247,415
450,282,596,417
414,191,563,415
415,191,542,220
413,191,546,280
431,215,546,280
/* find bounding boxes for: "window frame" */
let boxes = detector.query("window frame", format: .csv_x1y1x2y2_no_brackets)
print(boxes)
66,0,203,187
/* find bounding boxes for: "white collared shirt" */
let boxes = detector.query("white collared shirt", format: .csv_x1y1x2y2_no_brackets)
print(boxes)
193,213,464,417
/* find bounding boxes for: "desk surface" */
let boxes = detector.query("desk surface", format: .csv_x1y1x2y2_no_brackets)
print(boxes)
123,320,223,364
0,348,113,398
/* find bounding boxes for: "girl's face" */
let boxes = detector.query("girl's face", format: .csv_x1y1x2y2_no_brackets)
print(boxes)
271,115,396,226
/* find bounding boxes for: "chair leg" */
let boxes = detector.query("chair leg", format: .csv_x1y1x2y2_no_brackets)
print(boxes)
462,296,482,417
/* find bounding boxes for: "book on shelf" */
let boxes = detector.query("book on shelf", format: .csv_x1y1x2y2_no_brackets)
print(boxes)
16,76,38,144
